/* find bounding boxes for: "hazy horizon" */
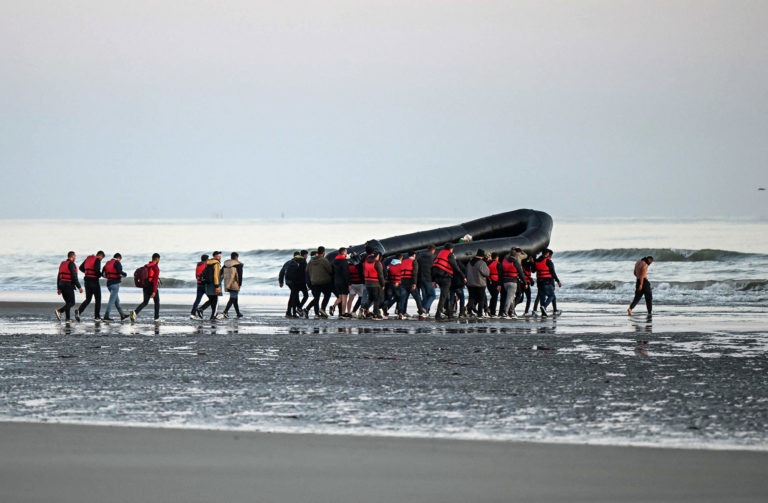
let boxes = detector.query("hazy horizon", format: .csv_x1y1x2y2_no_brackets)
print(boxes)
2,1,767,219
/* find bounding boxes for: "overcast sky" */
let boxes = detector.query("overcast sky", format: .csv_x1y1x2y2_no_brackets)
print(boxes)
1,0,766,219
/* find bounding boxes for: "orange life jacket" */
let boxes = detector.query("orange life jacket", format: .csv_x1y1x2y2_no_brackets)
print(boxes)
349,262,363,284
432,249,453,275
83,255,99,279
400,258,415,281
364,260,380,283
501,258,519,280
487,260,499,282
388,262,403,285
58,260,73,284
104,259,122,280
535,257,552,279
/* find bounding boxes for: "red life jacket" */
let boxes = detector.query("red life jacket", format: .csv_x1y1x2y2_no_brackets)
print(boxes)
363,260,380,283
501,258,519,280
195,262,206,284
432,249,453,275
83,255,99,279
104,259,122,280
487,260,499,282
58,260,73,283
523,262,533,284
348,262,363,284
388,262,403,285
400,258,415,281
146,263,158,284
535,257,552,279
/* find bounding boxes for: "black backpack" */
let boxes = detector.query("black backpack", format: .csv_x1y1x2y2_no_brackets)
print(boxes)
199,263,213,284
284,260,299,283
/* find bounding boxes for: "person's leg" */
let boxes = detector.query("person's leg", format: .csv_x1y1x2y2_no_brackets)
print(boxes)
298,287,308,309
533,286,541,311
320,284,332,312
231,291,241,316
421,282,436,313
523,286,532,314
114,285,126,317
308,286,320,315
207,294,218,319
152,289,160,319
105,283,117,318
629,279,644,310
372,287,383,317
541,283,555,309
436,275,453,316
78,284,93,315
93,283,102,318
135,288,151,315
338,294,347,315
397,285,409,314
192,285,205,315
644,280,652,313
487,284,497,315
501,283,514,315
59,287,75,320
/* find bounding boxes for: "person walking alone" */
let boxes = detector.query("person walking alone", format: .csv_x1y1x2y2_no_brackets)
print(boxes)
628,256,654,315
55,251,83,322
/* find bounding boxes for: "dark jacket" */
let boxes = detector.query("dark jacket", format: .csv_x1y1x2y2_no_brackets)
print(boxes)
57,260,81,290
416,251,435,284
307,255,333,286
450,261,467,289
332,256,350,287
279,258,293,286
285,258,307,287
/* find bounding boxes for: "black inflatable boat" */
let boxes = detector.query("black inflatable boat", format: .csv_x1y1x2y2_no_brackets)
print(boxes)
328,209,552,262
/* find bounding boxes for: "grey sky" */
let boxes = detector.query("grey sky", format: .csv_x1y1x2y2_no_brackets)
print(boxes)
1,1,766,219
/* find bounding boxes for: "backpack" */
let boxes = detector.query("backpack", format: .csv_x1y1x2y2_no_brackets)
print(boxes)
134,265,150,288
199,263,213,284
284,260,299,283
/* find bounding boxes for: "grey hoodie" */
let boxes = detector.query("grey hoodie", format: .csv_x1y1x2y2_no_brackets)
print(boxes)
465,257,491,288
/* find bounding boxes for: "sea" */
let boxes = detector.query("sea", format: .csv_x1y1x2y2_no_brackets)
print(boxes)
0,216,767,450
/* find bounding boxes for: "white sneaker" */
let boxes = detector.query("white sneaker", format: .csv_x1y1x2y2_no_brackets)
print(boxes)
54,310,62,321
189,314,197,320
154,317,164,323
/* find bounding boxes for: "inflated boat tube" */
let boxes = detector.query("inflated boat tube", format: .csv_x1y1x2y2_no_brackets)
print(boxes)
328,209,552,262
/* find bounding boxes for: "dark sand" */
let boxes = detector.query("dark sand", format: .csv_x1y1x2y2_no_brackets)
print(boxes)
1,421,767,503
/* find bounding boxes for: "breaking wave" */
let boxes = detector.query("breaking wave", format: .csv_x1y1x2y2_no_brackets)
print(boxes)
557,248,764,262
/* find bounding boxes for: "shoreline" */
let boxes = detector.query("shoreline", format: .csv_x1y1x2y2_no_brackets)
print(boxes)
2,416,766,453
2,421,767,503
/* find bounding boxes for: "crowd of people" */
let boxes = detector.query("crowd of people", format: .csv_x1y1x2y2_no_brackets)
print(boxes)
54,245,654,323
54,250,244,323
278,244,563,321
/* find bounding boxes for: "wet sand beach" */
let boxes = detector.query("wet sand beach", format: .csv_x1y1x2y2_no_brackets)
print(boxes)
1,421,767,503
1,299,767,502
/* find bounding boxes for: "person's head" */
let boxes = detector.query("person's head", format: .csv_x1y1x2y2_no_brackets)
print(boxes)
211,251,222,261
444,243,454,251
300,249,308,257
428,244,436,252
373,252,381,261
113,253,122,261
544,249,553,258
293,251,301,259
67,251,76,261
491,252,498,261
151,253,160,263
395,253,403,260
338,247,347,257
310,251,317,258
317,246,325,256
231,252,239,260
646,256,654,265
476,248,485,258
365,244,374,255
201,254,209,262
407,250,415,258
96,250,105,258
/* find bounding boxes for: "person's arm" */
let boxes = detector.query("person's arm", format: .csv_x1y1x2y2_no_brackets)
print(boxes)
70,262,82,290
376,262,385,287
412,261,419,289
341,261,350,284
115,260,127,277
448,254,465,281
79,260,86,274
153,265,159,293
94,258,102,278
236,264,244,286
479,261,490,279
279,261,288,286
547,259,561,286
